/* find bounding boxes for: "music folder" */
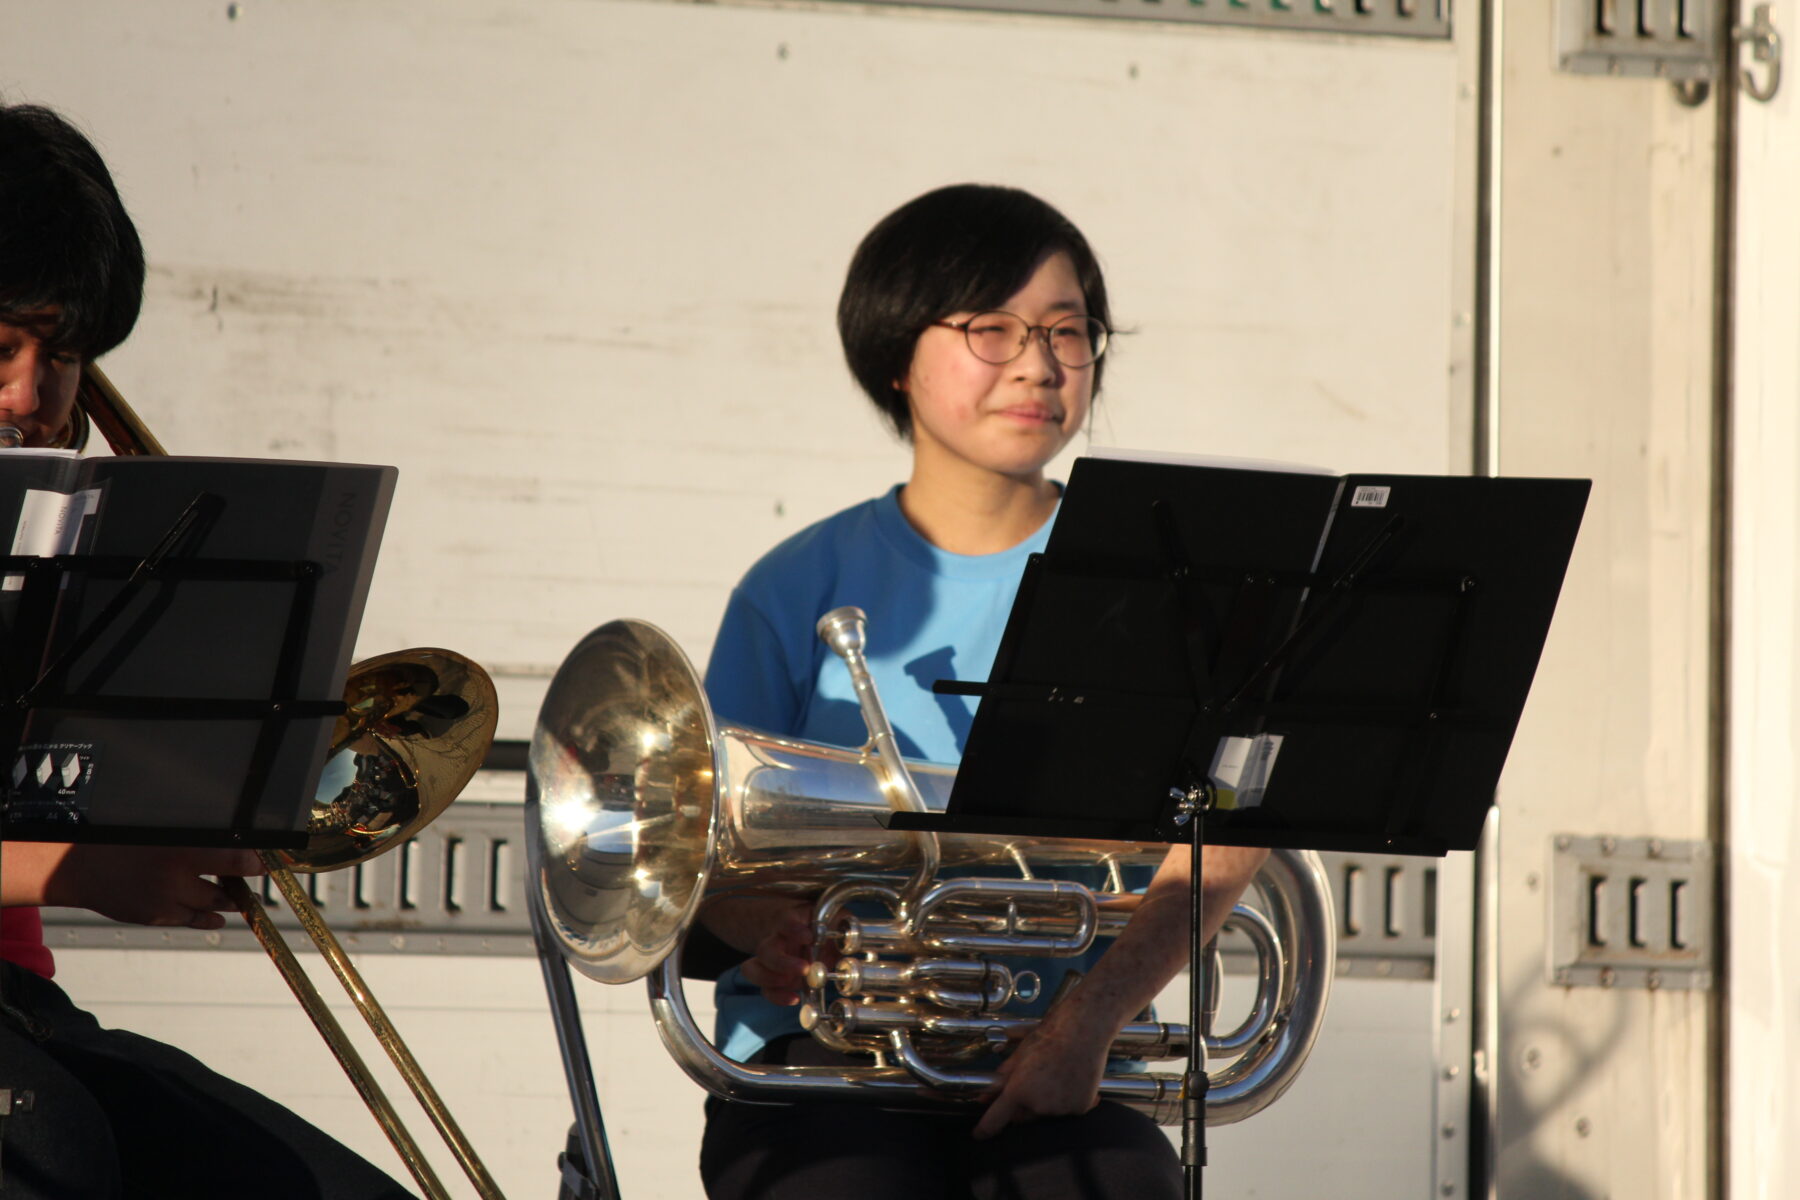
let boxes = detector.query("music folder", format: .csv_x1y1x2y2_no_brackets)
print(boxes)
0,454,396,848
885,453,1590,857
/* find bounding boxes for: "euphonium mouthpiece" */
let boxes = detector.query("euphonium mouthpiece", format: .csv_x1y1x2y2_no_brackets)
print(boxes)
815,606,869,659
0,424,25,448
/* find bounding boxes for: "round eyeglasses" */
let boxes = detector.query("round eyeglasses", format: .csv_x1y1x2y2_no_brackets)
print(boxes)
931,311,1110,369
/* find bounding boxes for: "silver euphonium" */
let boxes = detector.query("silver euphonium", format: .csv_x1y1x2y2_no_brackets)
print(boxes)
526,609,1334,1137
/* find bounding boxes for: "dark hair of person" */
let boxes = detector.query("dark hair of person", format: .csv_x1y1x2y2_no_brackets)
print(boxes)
837,183,1110,440
0,104,145,358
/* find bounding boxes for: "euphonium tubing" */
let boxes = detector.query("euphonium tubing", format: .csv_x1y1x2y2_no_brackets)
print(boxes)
74,364,505,1200
527,616,1334,1128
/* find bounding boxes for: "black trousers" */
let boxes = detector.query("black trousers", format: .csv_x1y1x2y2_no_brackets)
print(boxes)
699,1037,1181,1200
0,963,412,1200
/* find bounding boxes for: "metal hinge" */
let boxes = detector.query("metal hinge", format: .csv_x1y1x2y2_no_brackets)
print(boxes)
1547,834,1714,990
1738,3,1784,101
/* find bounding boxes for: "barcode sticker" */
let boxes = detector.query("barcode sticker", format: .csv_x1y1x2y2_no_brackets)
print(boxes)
1351,485,1391,509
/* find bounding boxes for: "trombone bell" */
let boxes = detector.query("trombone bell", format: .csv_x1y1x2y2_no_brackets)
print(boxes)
293,648,498,873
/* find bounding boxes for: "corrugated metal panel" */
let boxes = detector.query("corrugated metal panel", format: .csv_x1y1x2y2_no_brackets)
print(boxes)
826,0,1451,39
42,795,1437,977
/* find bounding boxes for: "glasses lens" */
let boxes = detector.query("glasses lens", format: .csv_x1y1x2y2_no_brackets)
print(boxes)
1048,315,1107,368
961,312,1028,364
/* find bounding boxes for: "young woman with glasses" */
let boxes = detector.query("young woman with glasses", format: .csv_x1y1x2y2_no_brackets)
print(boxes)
693,183,1267,1200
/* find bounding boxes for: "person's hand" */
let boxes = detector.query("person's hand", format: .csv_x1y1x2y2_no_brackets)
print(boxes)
44,844,265,930
697,895,816,1006
971,1012,1110,1138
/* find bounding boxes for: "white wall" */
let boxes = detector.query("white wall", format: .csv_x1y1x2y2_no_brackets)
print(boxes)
4,1,1473,1195
4,0,1466,728
47,945,1434,1200
1488,3,1720,1197
1729,2,1800,1194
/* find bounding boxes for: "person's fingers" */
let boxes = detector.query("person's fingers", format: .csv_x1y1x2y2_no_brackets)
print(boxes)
753,941,809,974
741,956,806,992
756,924,812,970
740,964,800,1005
975,1055,1016,1103
177,875,242,914
222,849,266,877
179,848,265,878
194,877,244,912
135,875,242,926
972,1090,1021,1140
774,911,814,954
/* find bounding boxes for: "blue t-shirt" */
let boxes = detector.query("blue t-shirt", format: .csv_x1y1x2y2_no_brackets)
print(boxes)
703,485,1128,1063
705,484,1047,762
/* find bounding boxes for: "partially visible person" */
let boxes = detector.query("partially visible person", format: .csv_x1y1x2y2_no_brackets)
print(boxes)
0,101,413,1200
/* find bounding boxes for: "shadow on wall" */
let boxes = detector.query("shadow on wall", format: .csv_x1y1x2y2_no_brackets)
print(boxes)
1490,956,1633,1200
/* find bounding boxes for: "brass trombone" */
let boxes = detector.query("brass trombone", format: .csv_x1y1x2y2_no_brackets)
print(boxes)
73,365,505,1200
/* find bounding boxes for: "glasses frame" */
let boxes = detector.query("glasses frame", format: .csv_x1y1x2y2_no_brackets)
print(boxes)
931,310,1110,369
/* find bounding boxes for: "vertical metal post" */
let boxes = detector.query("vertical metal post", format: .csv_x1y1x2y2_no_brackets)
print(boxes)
1177,785,1211,1200
0,808,14,1193
527,880,620,1200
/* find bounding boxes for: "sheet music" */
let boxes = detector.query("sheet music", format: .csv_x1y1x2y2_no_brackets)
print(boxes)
5,487,100,591
1088,445,1338,476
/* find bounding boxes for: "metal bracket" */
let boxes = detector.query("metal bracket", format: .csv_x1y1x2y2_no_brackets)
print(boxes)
1556,0,1721,82
1738,3,1784,101
1548,835,1715,990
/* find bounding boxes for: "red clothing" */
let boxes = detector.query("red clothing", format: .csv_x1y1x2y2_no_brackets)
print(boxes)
1,906,55,978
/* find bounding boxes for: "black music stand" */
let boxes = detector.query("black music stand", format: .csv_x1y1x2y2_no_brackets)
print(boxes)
882,455,1590,1198
0,547,339,850
0,456,395,847
0,456,394,1158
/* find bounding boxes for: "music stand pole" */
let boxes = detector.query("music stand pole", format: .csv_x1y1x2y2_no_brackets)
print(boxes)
1174,783,1211,1200
0,805,27,1188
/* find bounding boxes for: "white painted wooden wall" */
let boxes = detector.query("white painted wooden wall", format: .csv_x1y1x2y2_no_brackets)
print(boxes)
1729,2,1800,1195
5,1,1471,1195
1488,3,1720,1196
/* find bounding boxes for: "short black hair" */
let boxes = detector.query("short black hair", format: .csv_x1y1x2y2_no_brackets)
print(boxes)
0,104,145,358
837,184,1110,440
